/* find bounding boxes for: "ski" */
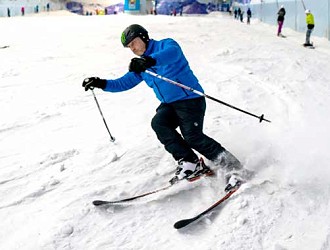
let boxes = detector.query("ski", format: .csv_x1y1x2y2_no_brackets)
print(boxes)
0,45,9,49
303,45,315,49
92,184,172,206
93,169,214,206
93,157,214,206
173,184,240,229
302,42,315,49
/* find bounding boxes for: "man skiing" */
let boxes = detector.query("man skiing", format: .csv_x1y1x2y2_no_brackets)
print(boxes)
304,9,315,47
277,5,286,37
82,24,248,191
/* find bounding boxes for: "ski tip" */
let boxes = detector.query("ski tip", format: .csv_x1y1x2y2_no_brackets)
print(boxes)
93,200,107,206
173,219,193,229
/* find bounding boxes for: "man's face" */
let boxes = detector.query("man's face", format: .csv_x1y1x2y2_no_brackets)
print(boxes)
127,37,146,56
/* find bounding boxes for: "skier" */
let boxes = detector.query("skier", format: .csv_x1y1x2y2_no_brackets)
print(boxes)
240,10,244,23
303,9,315,47
247,8,252,25
82,24,249,191
234,8,238,19
237,8,242,21
277,5,286,37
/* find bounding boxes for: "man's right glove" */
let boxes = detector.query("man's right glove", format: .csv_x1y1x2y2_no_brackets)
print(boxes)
129,56,156,74
82,77,107,91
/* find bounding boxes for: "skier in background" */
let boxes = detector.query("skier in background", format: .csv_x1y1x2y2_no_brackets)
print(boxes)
247,8,252,25
234,8,238,19
277,5,286,37
303,9,315,47
82,24,251,191
239,9,244,22
237,8,242,21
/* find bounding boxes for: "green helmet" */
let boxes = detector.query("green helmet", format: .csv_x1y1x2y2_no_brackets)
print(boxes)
121,24,149,47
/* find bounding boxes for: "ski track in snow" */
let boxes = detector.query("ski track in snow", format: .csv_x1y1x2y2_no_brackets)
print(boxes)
1,11,330,250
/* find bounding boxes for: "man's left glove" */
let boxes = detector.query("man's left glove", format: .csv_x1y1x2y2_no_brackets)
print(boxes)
82,77,107,91
129,56,156,74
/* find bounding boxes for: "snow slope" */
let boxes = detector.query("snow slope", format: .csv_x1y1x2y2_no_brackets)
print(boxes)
1,12,330,250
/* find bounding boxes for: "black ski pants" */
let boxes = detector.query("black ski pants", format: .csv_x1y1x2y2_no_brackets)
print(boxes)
151,97,225,162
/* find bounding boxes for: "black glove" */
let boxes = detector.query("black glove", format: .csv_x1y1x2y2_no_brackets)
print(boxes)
129,56,156,73
82,77,107,91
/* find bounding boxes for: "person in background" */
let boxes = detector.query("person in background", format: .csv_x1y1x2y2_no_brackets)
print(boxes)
21,6,25,16
7,8,10,17
239,9,244,22
82,24,251,191
277,5,286,37
234,8,238,19
304,9,315,47
237,8,242,21
247,8,252,25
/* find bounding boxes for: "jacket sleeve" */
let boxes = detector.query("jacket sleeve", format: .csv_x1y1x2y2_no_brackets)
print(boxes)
103,72,143,92
149,39,182,66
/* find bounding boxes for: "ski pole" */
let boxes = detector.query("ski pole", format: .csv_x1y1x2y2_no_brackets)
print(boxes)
91,89,116,142
145,70,271,123
300,0,306,10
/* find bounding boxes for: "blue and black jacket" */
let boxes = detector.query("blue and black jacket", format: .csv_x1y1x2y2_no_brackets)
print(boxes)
103,38,203,103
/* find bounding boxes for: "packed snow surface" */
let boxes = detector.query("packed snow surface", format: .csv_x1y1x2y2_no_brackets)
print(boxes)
1,11,330,250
